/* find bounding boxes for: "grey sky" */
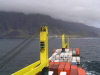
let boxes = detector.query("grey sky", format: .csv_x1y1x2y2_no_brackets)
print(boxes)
0,0,100,28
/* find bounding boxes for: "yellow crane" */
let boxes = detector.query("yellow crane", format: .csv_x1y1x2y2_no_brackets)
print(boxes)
12,26,49,75
62,34,70,49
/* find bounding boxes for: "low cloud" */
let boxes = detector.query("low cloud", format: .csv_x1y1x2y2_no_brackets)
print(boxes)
0,0,100,28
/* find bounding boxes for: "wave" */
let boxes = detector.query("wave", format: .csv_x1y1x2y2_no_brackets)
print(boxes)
82,61,100,75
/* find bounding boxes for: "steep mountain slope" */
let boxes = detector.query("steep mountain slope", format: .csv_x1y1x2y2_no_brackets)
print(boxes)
0,11,99,38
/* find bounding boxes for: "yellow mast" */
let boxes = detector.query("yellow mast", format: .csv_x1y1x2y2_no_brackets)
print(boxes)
40,26,48,67
62,34,70,49
62,34,67,48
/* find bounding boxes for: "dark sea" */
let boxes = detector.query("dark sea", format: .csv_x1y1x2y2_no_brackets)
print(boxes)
0,38,100,75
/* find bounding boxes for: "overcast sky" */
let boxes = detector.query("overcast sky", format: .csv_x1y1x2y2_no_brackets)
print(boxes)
0,0,100,28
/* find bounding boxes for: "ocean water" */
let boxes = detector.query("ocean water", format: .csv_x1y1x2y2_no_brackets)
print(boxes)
71,38,100,75
0,38,100,75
